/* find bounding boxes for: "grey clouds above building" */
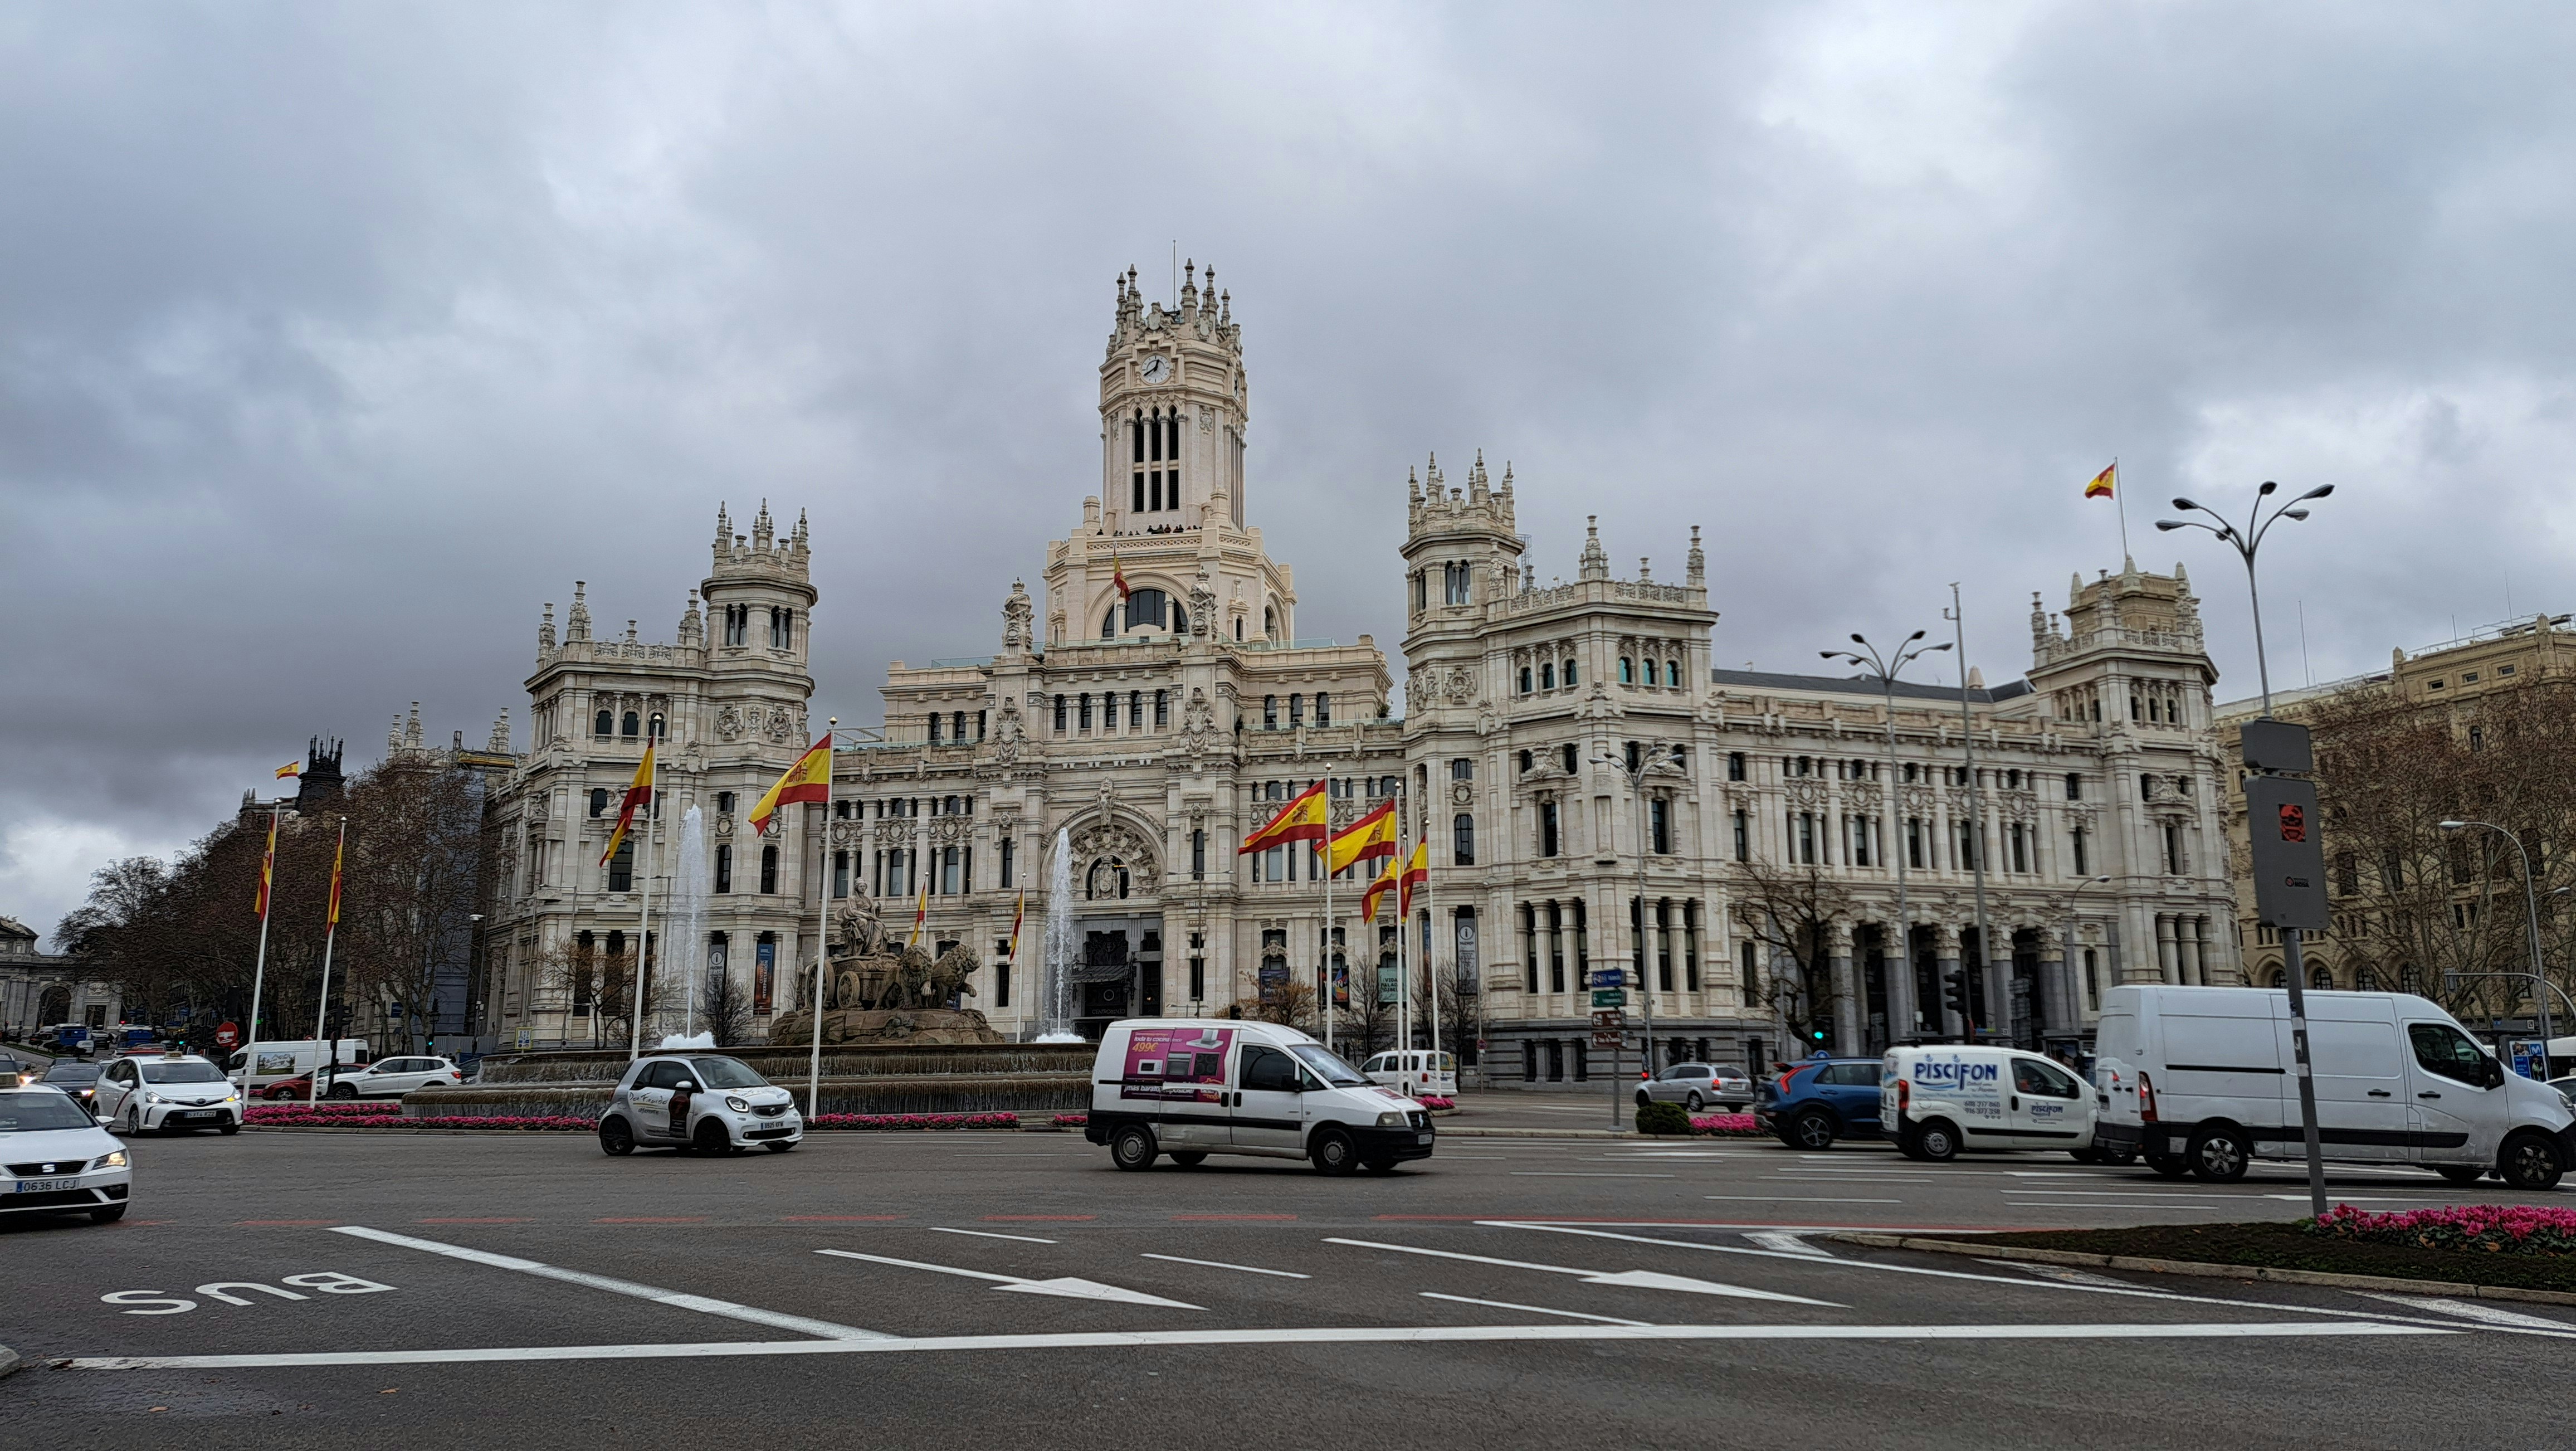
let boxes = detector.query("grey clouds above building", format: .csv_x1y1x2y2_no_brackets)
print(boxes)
6,2,2574,936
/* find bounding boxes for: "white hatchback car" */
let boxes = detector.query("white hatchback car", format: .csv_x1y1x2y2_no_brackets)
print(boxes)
598,1055,804,1155
1,1087,133,1223
94,1053,243,1136
323,1055,465,1099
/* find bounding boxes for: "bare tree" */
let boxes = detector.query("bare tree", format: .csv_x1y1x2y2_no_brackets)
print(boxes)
336,754,483,1053
1726,856,1856,1055
699,962,757,1047
1237,977,1317,1033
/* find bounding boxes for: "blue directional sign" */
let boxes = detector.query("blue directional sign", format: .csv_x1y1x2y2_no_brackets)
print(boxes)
1588,970,1626,989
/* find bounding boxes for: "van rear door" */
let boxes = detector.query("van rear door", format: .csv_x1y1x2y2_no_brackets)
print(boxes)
2159,996,2285,1146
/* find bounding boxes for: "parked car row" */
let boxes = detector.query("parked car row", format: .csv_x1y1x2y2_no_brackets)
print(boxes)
1749,985,2576,1190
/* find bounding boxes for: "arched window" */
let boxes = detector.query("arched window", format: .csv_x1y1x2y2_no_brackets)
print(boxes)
1314,692,1331,727
621,710,640,738
1453,812,1476,866
769,607,792,650
1519,667,1534,694
759,844,779,894
1053,694,1066,732
590,787,609,817
1618,658,1633,684
1289,694,1305,727
1563,659,1578,687
1263,695,1279,729
1127,588,1169,630
647,712,665,742
1264,605,1279,639
1078,693,1093,731
594,709,614,738
1102,607,1117,639
953,710,967,741
929,713,942,743
2311,965,2334,990
1540,663,1555,690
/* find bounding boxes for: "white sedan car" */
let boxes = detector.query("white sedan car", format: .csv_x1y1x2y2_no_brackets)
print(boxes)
1,1087,133,1223
94,1054,243,1134
322,1055,465,1099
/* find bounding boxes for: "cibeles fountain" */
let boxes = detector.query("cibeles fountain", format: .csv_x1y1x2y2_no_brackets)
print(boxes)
767,892,1003,1048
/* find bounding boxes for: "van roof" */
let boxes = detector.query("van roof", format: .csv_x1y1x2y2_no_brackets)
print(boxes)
1103,1017,1314,1043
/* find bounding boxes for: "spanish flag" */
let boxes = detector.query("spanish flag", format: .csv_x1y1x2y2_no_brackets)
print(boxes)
1360,853,1399,922
1239,781,1329,854
326,829,345,929
253,812,279,918
1327,800,1398,875
275,761,303,780
599,743,655,867
748,734,833,834
909,880,929,947
1110,554,1133,602
1397,840,1430,918
2085,462,2116,500
1007,891,1026,965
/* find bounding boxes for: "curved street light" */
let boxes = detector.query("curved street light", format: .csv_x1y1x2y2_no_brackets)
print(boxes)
2440,820,2555,1065
1822,630,1951,1046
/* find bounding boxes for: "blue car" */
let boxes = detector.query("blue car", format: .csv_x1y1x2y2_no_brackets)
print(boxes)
1754,1054,1887,1149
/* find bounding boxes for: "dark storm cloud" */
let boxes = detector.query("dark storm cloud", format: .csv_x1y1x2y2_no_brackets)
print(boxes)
7,2,2574,935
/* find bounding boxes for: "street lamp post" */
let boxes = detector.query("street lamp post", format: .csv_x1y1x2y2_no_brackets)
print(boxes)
2158,479,2333,1216
2439,820,2554,1069
1822,630,1952,1051
1595,746,1687,1108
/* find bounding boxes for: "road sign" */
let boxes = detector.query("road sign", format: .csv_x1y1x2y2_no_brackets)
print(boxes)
1591,1032,1624,1049
1591,989,1628,1008
214,1021,240,1050
1588,970,1625,989
2247,775,2329,930
1591,1010,1625,1029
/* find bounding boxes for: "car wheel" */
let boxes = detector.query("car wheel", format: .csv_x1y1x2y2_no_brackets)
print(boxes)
1913,1119,1960,1162
2146,1152,2191,1179
328,1082,356,1100
598,1116,636,1157
2500,1132,2566,1191
1310,1127,1359,1176
1634,1089,1651,1108
1169,1151,1208,1167
91,1204,126,1224
2435,1165,2489,1186
692,1119,731,1155
1685,1092,1705,1113
218,1121,240,1136
762,1141,796,1153
1789,1109,1838,1150
123,1103,148,1137
2187,1127,2251,1183
1110,1123,1158,1171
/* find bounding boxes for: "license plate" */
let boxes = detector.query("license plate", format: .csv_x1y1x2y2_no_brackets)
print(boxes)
14,1177,76,1193
1415,1132,1434,1145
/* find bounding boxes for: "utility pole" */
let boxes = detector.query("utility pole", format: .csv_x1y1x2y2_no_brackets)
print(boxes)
1945,585,1996,1040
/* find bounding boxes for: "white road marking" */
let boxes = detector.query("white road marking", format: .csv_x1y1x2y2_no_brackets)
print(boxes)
2262,1195,2439,1204
2005,1189,2276,1199
1702,1196,1902,1204
1744,1231,1831,1258
1140,1254,1310,1279
1419,1292,1651,1326
2003,1201,2227,1211
816,1249,1200,1309
2350,1294,2576,1333
329,1225,887,1341
58,1319,2451,1371
1322,1237,1840,1305
930,1227,1058,1244
1511,1171,1675,1179
1984,1262,2143,1290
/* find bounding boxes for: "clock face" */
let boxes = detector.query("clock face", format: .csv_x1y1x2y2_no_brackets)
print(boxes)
1141,356,1170,384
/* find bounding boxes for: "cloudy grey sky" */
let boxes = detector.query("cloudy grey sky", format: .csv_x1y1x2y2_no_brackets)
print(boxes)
7,2,2574,939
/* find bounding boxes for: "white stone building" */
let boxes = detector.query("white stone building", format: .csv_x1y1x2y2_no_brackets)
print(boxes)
476,265,2239,1082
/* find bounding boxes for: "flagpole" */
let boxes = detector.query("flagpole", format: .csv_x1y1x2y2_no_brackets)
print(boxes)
628,742,658,1063
808,719,835,1120
306,817,346,1106
1426,807,1442,1090
236,798,283,1095
1321,763,1336,1054
1397,781,1409,1080
2114,457,2131,563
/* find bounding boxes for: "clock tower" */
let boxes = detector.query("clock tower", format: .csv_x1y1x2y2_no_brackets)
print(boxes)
1099,261,1248,533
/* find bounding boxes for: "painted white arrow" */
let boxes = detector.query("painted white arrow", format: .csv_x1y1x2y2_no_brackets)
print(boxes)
1322,1239,1841,1306
815,1249,1201,1309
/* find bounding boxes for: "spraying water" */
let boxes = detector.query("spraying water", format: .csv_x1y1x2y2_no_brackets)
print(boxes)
1033,826,1082,1043
671,805,709,1040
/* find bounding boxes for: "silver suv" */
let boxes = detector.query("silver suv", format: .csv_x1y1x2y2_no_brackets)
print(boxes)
1635,1062,1754,1112
599,1055,803,1156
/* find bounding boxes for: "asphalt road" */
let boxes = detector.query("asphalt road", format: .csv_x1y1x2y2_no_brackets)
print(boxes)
4,1121,2572,1450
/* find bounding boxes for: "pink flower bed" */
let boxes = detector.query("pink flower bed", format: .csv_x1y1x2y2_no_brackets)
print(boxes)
2308,1202,2576,1257
244,1101,396,1119
250,1111,594,1131
1689,1113,1763,1136
1415,1096,1456,1111
1051,1113,1088,1128
804,1112,1018,1131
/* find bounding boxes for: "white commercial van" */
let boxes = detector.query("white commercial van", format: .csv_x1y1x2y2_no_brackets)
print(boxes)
222,1040,373,1093
1360,1049,1457,1098
1084,1019,1437,1174
2094,985,2576,1189
1879,1045,2099,1161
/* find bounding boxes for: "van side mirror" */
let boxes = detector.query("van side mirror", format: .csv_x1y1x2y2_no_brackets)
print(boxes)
2483,1059,2506,1089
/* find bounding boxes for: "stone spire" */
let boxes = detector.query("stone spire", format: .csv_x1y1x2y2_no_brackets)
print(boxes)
488,709,512,754
539,601,557,657
1686,525,1705,587
2031,591,2052,651
1637,556,1652,583
1579,516,1609,581
1180,258,1199,322
752,499,774,552
403,702,423,750
713,501,733,564
567,582,592,641
1467,450,1489,504
679,590,703,647
791,508,811,567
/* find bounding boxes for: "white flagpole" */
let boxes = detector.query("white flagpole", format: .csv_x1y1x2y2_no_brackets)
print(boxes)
808,720,835,1120
236,799,283,1095
627,744,658,1063
306,817,346,1106
1321,767,1336,1053
1424,805,1442,1090
2113,456,2132,563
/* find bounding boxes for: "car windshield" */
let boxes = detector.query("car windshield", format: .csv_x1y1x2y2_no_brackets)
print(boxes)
0,1092,98,1132
1287,1044,1368,1088
42,1064,99,1084
689,1058,768,1089
141,1062,225,1084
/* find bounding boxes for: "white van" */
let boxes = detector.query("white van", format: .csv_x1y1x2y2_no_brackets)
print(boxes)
1880,1045,2098,1162
2094,985,2576,1189
223,1040,373,1092
1360,1049,1457,1098
1084,1019,1437,1175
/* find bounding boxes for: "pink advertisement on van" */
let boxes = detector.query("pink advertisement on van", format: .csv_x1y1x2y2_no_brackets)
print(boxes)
1120,1026,1235,1103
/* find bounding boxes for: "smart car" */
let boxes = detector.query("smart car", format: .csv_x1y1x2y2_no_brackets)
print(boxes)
597,1054,803,1156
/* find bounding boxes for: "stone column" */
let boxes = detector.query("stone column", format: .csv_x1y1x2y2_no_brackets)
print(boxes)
2035,924,2068,1041
1828,922,1860,1056
2156,912,2179,985
2180,916,2205,987
1933,923,1964,1039
1977,923,2010,1043
1882,919,1918,1044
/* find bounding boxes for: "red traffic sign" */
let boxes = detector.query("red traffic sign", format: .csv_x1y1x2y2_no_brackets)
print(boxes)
214,1021,240,1049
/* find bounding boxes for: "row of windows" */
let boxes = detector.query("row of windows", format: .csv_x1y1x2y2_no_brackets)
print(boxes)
1052,690,1174,732
1614,656,1682,686
593,710,666,741
1517,658,1579,694
1412,561,1477,612
718,603,796,650
925,710,989,743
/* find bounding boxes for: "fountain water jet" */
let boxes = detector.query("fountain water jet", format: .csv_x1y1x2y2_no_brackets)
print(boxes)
665,805,710,1046
1033,826,1082,1043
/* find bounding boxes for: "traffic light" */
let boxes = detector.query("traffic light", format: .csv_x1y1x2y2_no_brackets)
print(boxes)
1942,972,1975,1031
1808,1027,1828,1045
